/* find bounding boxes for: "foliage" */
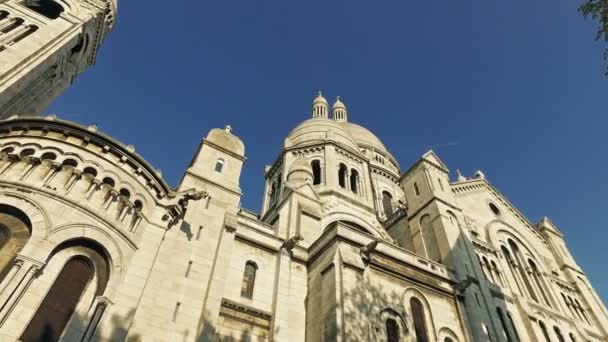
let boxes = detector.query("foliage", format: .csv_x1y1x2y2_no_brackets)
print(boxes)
580,0,608,73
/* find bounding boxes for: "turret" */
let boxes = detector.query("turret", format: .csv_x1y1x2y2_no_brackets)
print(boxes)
332,97,348,122
311,91,329,118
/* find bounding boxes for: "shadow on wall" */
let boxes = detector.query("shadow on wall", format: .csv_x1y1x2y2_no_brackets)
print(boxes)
197,312,279,342
343,277,407,341
32,308,142,342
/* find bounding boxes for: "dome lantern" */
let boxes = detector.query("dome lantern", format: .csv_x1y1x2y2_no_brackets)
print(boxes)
312,91,329,119
332,96,348,122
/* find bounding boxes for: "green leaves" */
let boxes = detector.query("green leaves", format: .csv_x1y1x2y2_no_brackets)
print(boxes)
580,0,608,41
580,0,608,74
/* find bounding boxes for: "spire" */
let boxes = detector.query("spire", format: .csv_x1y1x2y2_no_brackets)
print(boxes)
312,91,329,118
332,96,348,122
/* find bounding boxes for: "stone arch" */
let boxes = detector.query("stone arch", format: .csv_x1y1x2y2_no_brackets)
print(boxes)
34,145,64,159
45,224,126,281
0,204,32,282
322,212,385,240
377,307,408,341
15,143,43,154
20,238,111,341
437,327,460,342
402,287,437,341
0,191,50,241
485,220,547,265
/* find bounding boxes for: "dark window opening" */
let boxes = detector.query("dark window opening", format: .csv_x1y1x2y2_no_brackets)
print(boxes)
554,326,565,342
0,18,24,34
539,321,551,342
385,318,399,342
215,159,224,173
414,182,420,196
23,0,64,19
497,307,513,342
382,191,393,217
312,160,321,185
241,261,257,299
350,169,359,194
411,298,429,342
489,203,501,216
338,164,347,188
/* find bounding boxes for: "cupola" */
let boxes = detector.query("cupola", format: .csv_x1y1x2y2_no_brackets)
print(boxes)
312,91,329,118
332,96,348,122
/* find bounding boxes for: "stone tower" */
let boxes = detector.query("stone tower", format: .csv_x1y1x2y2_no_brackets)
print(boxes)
0,0,117,119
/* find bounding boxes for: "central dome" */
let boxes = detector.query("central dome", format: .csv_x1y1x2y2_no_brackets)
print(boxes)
284,117,359,152
339,122,387,153
284,93,399,171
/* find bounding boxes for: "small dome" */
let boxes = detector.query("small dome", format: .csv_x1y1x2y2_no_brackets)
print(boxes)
313,92,328,105
287,158,313,185
284,118,359,151
332,97,348,122
312,91,329,118
206,126,245,156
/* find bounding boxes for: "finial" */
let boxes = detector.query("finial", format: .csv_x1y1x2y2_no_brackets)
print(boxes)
318,90,323,96
312,91,329,118
225,125,232,133
456,169,467,182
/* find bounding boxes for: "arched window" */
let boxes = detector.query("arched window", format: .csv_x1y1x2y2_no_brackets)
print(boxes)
0,10,9,22
569,333,576,342
528,260,551,307
410,298,429,342
553,326,565,342
12,24,38,43
496,307,513,342
491,260,503,286
21,257,93,342
445,339,454,342
501,245,523,295
507,312,520,342
0,18,23,34
241,261,257,299
338,163,347,189
385,318,399,342
311,160,322,185
0,205,32,282
350,169,359,194
482,257,495,283
573,299,590,324
382,191,393,217
508,240,538,302
538,321,551,342
215,158,224,173
23,0,65,19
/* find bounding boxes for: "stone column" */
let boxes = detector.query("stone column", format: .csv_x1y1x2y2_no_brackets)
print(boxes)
196,224,237,339
65,169,83,194
0,154,19,175
270,249,291,341
42,162,62,186
81,296,113,342
85,179,101,200
0,259,23,295
19,157,40,181
0,257,43,326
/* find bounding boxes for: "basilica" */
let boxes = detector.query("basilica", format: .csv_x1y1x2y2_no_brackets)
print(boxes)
0,0,607,342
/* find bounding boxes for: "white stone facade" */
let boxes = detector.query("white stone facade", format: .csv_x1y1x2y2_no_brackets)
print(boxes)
0,92,605,342
0,0,116,119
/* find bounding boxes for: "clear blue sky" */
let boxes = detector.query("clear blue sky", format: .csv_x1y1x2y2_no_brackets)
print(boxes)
48,1,608,303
